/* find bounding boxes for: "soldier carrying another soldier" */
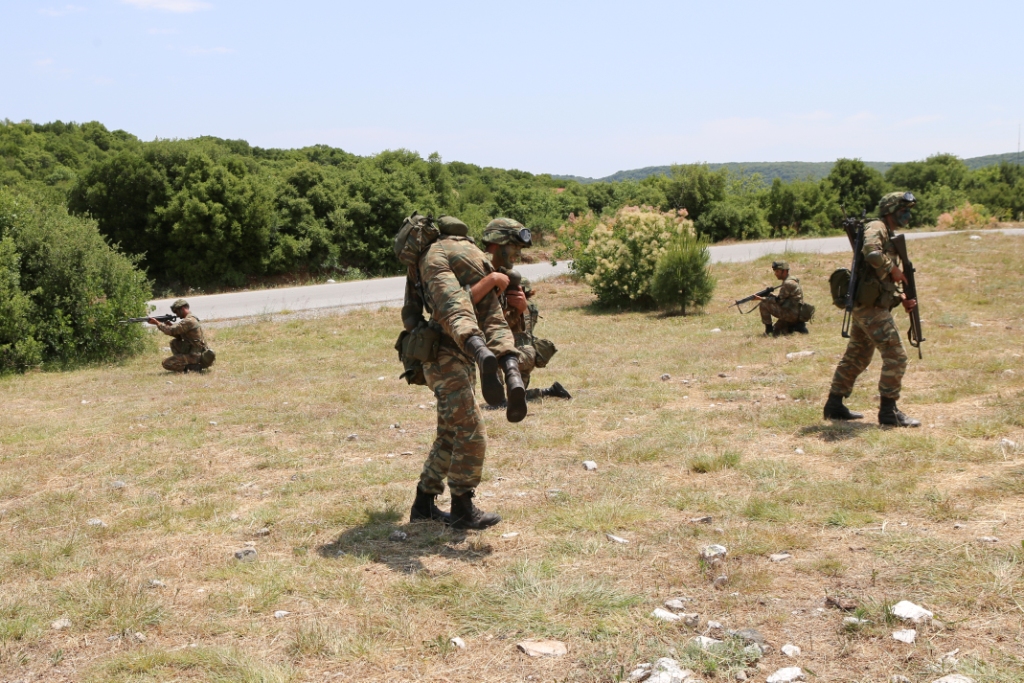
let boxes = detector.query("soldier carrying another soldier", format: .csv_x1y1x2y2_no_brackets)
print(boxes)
823,191,920,428
754,260,809,336
148,299,215,373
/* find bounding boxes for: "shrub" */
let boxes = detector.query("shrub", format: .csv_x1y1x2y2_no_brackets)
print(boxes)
695,195,771,242
0,188,151,372
553,211,603,277
936,201,998,230
650,232,716,314
583,206,693,307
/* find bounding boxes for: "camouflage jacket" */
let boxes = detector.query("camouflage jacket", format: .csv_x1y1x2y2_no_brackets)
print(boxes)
776,276,803,315
413,236,510,350
859,220,902,307
156,314,208,353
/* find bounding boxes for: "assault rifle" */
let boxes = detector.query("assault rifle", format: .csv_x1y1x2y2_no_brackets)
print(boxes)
841,208,866,339
732,286,777,314
891,234,925,359
119,314,177,324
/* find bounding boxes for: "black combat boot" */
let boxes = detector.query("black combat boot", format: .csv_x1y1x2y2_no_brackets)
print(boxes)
541,382,572,399
823,393,863,420
793,322,809,334
410,486,451,524
878,397,920,427
500,354,528,422
449,490,501,530
464,335,505,406
184,363,204,373
764,323,774,336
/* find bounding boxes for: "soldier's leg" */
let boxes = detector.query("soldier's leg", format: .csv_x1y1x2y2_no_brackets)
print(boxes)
828,313,877,398
860,309,907,401
759,300,775,326
162,354,190,372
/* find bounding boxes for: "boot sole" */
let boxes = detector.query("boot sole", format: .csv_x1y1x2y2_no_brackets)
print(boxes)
451,516,502,530
479,360,505,406
506,385,527,423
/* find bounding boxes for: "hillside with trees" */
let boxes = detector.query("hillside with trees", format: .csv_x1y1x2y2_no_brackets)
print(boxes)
2,119,1023,294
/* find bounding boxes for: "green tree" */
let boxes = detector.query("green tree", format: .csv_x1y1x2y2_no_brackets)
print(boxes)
661,163,728,221
695,195,770,242
650,232,716,314
824,158,888,218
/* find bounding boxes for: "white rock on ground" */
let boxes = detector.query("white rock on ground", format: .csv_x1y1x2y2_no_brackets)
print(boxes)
770,553,793,562
689,516,713,524
786,350,815,360
682,613,700,628
501,532,519,539
234,547,258,562
700,544,727,560
969,322,983,327
969,235,981,240
273,610,290,618
648,658,698,683
663,598,688,611
1000,438,1016,450
978,536,999,543
148,579,166,588
782,643,801,657
516,640,567,657
711,328,721,333
843,617,870,626
707,620,723,629
87,518,107,528
450,636,466,649
713,575,729,588
582,460,598,471
51,618,72,630
889,676,911,683
892,600,933,623
930,676,975,683
892,629,916,644
652,608,681,622
389,530,408,541
606,533,630,544
346,433,358,441
794,448,805,454
690,635,723,650
766,668,806,683
627,663,652,682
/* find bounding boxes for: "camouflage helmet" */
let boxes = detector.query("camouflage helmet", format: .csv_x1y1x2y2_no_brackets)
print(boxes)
170,298,189,312
878,191,916,216
771,260,789,271
482,218,532,247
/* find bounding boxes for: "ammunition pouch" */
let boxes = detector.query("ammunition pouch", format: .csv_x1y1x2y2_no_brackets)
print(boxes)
403,321,441,363
394,329,426,386
533,338,557,368
798,303,815,323
200,349,216,368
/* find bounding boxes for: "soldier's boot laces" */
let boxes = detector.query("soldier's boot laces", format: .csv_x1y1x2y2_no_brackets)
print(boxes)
500,354,528,423
764,323,775,336
541,382,572,400
878,397,920,428
449,490,501,530
410,486,451,524
823,393,863,420
464,335,505,406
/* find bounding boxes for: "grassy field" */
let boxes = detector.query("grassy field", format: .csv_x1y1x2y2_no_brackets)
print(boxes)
1,232,1023,683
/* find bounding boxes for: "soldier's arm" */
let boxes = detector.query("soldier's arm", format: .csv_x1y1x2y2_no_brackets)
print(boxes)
420,250,485,347
157,317,196,337
862,227,894,280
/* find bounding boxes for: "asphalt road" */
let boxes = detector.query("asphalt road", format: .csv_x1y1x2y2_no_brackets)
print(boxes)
149,228,1024,321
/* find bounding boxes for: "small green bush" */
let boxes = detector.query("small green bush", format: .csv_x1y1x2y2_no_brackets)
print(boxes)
650,232,715,314
0,188,151,372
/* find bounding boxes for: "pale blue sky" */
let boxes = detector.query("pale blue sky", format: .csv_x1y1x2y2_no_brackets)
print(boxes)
4,0,1022,177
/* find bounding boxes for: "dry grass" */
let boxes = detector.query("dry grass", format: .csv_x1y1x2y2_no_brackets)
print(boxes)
2,232,1024,682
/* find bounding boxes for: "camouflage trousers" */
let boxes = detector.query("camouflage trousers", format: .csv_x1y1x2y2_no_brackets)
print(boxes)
162,353,202,372
759,298,799,331
419,346,487,497
829,305,907,400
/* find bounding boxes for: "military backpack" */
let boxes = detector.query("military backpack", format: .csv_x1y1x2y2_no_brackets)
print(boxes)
829,268,851,309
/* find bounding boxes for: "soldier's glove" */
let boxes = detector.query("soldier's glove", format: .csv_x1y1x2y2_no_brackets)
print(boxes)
464,335,505,407
500,354,527,423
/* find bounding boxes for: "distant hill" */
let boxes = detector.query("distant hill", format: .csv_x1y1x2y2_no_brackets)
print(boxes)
554,152,1023,184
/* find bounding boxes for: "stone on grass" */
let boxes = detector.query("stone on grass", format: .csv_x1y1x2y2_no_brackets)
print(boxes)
517,640,567,657
969,322,983,327
450,636,466,649
648,658,698,683
234,547,258,562
931,675,975,683
707,620,723,630
782,643,801,657
209,421,217,426
582,460,598,471
825,596,858,611
843,617,870,626
664,598,688,611
501,532,519,539
652,608,681,623
389,530,408,542
890,676,911,683
978,536,999,543
892,629,916,644
690,516,713,524
690,635,723,650
718,373,728,378
87,518,107,528
51,618,72,630
148,579,166,589
273,610,290,619
627,663,653,682
1003,369,1016,376
892,600,933,623
606,533,629,544
710,328,721,333
682,613,700,628
700,544,727,560
255,527,270,537
661,374,671,381
999,438,1016,450
110,480,126,489
346,433,358,441
735,672,748,682
969,235,981,240
769,552,792,562
786,350,815,360
713,575,729,588
766,668,806,683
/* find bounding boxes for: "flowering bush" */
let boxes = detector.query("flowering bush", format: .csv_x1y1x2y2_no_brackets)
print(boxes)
582,206,693,306
935,201,997,230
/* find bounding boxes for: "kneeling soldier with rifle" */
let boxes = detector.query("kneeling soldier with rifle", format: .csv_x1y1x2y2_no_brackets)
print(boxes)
149,299,215,373
824,192,921,427
754,261,808,336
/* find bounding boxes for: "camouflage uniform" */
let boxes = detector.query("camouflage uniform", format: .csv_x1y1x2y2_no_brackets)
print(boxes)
412,235,517,496
157,312,209,373
828,219,908,400
759,275,803,333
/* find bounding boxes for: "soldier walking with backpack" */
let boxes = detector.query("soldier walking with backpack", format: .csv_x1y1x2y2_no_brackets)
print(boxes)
823,192,920,427
396,214,526,530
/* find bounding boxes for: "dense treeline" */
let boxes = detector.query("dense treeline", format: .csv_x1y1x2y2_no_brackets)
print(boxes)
2,119,1023,291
